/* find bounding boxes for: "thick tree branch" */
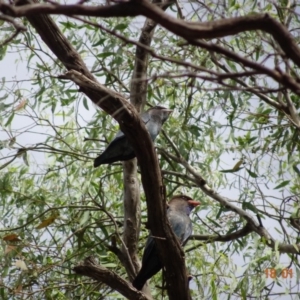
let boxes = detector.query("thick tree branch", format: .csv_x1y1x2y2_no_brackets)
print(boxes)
73,256,151,300
3,0,300,69
124,1,171,297
123,0,164,282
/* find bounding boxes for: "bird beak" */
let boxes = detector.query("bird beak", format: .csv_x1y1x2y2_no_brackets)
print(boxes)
187,200,200,207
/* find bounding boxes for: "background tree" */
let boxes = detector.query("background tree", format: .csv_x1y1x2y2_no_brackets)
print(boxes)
0,0,300,299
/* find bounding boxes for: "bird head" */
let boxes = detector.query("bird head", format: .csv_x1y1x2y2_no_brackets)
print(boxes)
148,106,173,124
168,194,200,215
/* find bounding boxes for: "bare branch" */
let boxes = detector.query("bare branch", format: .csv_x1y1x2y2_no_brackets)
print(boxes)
3,0,300,69
190,223,253,243
73,256,151,300
189,39,300,96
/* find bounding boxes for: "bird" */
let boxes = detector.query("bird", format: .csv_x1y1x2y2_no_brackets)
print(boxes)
132,195,200,290
94,106,173,167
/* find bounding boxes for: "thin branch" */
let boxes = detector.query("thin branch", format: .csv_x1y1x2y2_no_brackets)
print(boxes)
210,55,289,114
189,39,300,97
189,223,253,244
284,90,300,128
0,28,22,47
0,14,26,30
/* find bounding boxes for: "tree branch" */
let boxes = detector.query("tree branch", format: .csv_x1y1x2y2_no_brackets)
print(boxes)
190,223,253,243
3,0,300,69
123,1,170,297
188,39,300,96
73,256,151,300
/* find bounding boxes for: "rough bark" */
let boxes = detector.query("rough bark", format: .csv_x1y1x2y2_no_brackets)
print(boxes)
126,1,172,297
122,159,141,279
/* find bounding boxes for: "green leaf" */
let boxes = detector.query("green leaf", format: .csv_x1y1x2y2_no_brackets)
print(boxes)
210,279,217,300
22,152,29,166
102,263,117,268
292,164,300,176
113,24,127,31
83,97,89,110
0,93,8,101
79,211,90,226
219,168,243,173
92,38,106,47
246,168,258,178
207,216,222,228
0,44,7,60
242,201,257,213
274,180,290,190
97,52,115,59
5,113,14,127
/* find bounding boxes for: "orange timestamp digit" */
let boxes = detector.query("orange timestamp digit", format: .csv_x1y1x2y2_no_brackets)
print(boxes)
265,268,293,278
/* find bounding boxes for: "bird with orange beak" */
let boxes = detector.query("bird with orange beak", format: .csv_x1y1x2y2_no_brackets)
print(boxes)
132,195,200,290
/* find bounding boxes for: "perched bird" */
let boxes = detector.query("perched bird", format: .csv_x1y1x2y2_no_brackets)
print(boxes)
132,195,200,290
94,106,172,167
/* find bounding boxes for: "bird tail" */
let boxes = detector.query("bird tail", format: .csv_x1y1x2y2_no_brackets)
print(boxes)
94,153,114,167
132,273,147,290
94,155,104,167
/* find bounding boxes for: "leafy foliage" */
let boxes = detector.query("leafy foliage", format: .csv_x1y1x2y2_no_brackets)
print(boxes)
0,0,300,299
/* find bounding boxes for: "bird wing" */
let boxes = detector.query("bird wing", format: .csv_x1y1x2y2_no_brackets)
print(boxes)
182,221,193,246
141,111,151,125
168,210,192,245
132,234,162,289
102,133,133,157
141,111,161,140
141,235,157,265
94,131,134,166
